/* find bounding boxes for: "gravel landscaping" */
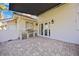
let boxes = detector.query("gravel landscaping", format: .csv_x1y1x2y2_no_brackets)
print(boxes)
0,37,79,56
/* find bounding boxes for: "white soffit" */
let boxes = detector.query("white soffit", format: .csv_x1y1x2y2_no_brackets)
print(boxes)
14,12,38,20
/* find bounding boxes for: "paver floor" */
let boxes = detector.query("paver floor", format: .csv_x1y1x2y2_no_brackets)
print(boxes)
0,37,79,56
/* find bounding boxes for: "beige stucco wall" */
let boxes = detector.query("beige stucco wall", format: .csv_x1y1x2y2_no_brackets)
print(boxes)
14,14,38,39
38,4,79,44
0,20,18,42
0,3,79,44
0,13,37,42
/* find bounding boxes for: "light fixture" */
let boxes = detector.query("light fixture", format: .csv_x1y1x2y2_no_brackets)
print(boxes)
36,23,38,26
51,19,54,24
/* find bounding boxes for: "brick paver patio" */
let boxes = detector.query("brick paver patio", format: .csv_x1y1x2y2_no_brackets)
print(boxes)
0,37,79,56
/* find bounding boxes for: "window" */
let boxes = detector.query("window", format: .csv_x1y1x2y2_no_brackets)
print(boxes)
49,29,50,36
45,29,47,36
41,24,43,35
26,22,33,30
49,22,50,36
39,24,40,34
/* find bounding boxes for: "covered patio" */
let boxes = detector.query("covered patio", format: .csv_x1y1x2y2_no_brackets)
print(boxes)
0,3,79,56
0,37,79,56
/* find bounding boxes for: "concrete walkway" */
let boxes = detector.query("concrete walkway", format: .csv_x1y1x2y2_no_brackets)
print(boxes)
0,37,79,56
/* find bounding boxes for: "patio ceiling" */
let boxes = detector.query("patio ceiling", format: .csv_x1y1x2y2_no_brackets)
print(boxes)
9,3,61,16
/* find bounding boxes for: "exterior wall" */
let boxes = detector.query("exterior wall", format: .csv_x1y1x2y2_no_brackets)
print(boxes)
0,13,37,42
38,4,79,44
0,20,18,42
1,3,79,44
14,14,37,39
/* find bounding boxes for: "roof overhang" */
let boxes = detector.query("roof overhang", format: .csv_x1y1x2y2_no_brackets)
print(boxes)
14,11,38,19
9,3,61,16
